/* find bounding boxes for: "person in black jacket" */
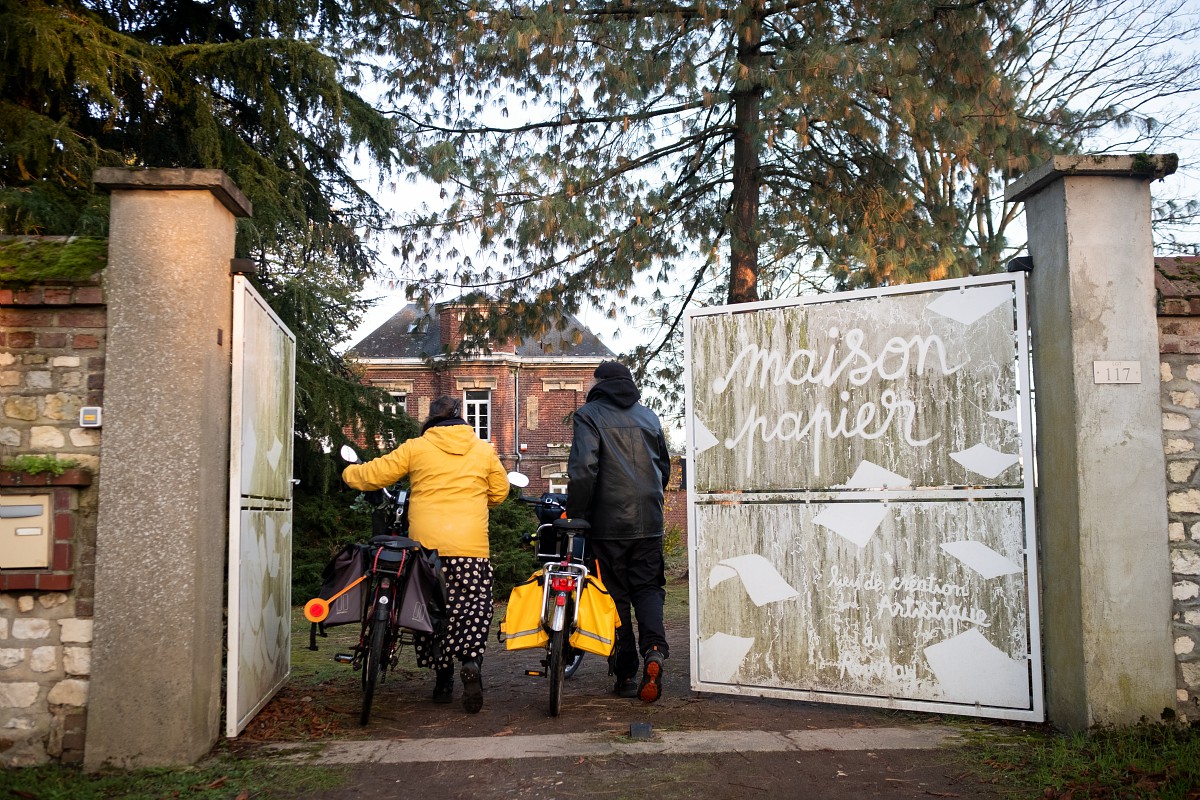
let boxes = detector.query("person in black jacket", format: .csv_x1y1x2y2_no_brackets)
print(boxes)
566,361,672,702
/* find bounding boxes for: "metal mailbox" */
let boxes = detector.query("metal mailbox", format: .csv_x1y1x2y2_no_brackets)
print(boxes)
0,494,51,569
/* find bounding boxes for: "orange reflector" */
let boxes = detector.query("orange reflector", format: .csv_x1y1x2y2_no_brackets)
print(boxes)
304,597,330,623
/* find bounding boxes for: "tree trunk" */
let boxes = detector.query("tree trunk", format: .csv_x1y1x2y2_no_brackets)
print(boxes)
727,0,764,306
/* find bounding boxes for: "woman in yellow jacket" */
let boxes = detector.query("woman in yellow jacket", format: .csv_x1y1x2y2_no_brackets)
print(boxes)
342,395,510,713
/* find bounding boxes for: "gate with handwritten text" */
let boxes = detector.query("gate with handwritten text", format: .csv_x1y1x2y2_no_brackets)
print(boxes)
684,273,1043,721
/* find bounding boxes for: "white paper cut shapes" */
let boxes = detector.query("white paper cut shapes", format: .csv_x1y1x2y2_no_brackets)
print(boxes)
699,632,756,683
923,628,1027,707
838,460,912,490
940,541,1022,579
813,503,889,548
707,554,800,607
693,418,720,455
925,284,1013,325
987,407,1020,424
265,435,284,470
949,443,1019,479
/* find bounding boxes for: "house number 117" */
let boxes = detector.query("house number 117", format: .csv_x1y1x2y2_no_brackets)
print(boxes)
1093,360,1141,384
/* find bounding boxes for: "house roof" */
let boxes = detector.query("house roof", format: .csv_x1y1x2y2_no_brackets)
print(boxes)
347,303,617,360
1156,255,1200,315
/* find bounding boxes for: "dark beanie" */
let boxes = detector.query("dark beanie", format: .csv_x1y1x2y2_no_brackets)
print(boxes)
595,361,633,382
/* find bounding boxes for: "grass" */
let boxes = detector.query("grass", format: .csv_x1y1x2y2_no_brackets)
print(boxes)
0,757,344,800
963,719,1200,799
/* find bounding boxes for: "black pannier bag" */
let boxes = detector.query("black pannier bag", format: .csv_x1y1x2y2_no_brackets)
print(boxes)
308,543,368,650
398,547,449,635
308,538,449,651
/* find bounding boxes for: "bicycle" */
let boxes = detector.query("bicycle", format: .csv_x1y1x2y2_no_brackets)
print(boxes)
509,475,593,716
304,445,438,726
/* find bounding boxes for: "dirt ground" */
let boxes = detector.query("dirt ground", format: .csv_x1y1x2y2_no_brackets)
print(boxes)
234,577,1019,799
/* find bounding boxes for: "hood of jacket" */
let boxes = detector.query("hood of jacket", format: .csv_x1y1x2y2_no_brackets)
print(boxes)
585,376,640,408
422,421,480,455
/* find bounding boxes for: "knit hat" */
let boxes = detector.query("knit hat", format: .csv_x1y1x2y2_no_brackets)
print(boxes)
594,360,633,382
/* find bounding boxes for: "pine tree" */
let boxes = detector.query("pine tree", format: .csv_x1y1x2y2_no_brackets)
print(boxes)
374,0,1040,313
370,0,1197,410
0,0,412,489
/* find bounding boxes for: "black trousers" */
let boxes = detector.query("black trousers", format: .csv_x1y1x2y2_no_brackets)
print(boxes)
588,537,668,679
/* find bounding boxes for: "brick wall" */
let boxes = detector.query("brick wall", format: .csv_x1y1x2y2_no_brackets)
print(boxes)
0,273,105,766
363,362,595,493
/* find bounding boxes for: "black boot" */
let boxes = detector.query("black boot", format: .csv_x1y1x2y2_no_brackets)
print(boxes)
460,658,483,713
432,667,454,704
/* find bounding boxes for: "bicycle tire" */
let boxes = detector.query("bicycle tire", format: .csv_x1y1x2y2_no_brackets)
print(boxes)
564,649,584,679
548,624,567,717
360,615,387,725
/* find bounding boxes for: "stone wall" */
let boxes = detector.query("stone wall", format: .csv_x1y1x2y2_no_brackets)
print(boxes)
0,265,105,765
1161,353,1200,722
1157,255,1200,723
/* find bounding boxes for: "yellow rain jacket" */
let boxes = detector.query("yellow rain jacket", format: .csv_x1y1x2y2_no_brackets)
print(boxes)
342,424,510,558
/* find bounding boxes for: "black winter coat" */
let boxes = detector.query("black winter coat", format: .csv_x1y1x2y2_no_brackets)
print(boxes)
565,378,671,539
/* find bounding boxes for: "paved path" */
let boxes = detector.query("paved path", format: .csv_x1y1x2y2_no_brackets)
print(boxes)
265,725,962,765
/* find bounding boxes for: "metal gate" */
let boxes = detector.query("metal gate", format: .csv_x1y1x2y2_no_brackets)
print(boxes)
225,276,297,736
684,273,1043,721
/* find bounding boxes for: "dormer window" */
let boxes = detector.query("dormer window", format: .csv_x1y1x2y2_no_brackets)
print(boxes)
464,330,491,353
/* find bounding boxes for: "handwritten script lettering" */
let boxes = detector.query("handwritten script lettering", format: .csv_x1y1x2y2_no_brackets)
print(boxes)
877,595,990,627
711,329,964,475
724,391,936,473
712,329,964,393
827,565,987,628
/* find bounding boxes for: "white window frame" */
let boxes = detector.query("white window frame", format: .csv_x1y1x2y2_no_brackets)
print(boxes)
380,392,407,417
542,462,569,494
464,389,491,441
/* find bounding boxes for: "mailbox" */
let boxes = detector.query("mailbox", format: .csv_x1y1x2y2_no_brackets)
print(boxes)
0,494,51,569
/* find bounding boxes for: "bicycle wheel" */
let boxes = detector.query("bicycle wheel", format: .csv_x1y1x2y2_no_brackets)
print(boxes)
360,615,387,725
547,624,567,717
564,649,584,679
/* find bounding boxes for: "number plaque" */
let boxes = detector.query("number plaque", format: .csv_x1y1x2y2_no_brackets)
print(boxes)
1093,360,1141,384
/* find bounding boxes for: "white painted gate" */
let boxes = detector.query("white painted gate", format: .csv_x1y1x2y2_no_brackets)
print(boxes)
684,273,1044,721
226,276,297,736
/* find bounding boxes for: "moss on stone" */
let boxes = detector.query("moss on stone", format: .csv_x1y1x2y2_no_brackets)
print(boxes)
0,237,106,285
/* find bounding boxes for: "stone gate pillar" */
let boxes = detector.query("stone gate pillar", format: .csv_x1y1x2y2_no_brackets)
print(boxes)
85,169,251,768
1006,154,1178,731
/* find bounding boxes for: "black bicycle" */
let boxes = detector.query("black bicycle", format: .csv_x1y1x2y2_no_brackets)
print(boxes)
304,445,439,726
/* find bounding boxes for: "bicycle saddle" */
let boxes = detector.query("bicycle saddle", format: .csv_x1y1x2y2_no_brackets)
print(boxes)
553,518,591,532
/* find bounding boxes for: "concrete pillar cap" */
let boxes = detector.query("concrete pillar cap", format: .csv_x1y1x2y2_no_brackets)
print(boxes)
92,168,252,218
1005,153,1178,203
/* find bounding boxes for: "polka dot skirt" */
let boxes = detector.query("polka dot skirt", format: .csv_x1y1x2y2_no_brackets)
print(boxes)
416,557,494,670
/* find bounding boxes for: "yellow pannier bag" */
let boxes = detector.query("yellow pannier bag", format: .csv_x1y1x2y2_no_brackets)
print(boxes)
570,574,620,657
500,571,548,651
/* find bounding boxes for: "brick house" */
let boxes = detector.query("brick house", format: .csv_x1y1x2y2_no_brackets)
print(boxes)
347,299,617,496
